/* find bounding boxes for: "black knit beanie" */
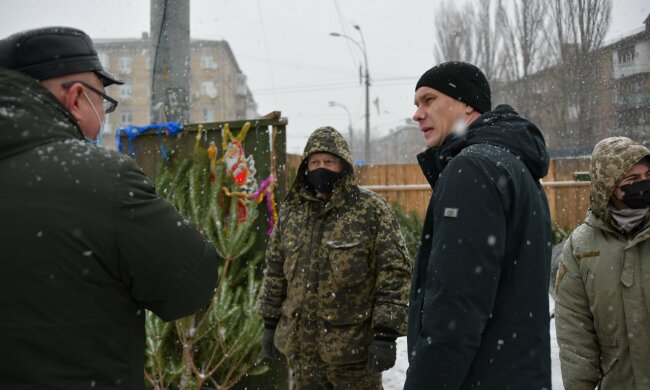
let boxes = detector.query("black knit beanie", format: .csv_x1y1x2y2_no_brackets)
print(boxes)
415,61,491,114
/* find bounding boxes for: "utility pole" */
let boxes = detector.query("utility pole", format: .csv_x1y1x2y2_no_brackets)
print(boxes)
150,0,190,123
330,25,371,163
328,101,354,155
354,25,370,164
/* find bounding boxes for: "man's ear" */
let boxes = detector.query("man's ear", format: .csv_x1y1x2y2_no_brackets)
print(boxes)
64,84,84,122
464,104,475,115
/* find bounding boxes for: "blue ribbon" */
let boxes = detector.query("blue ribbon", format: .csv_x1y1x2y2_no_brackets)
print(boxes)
116,122,183,157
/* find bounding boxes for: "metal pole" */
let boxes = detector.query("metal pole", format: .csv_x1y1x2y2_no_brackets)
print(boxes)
364,65,370,163
150,0,190,123
328,101,353,143
354,25,370,164
330,29,370,163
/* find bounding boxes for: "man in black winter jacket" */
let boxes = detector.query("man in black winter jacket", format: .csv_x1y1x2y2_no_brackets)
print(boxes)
0,27,217,389
404,61,552,389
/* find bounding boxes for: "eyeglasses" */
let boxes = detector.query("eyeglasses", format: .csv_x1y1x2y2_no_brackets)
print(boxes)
62,81,118,114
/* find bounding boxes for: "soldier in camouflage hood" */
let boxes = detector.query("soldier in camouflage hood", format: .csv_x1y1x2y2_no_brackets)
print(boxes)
555,137,650,389
259,126,412,389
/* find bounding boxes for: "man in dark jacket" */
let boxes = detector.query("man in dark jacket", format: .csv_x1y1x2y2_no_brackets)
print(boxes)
0,27,217,389
405,61,552,389
259,127,412,389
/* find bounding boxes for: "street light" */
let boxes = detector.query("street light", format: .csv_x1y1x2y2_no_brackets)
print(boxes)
330,26,370,163
328,101,354,152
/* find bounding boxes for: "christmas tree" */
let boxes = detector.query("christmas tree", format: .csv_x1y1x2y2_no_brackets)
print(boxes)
144,123,276,389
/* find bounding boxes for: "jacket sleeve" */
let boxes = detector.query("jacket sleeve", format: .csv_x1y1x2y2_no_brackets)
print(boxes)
372,201,412,335
258,209,287,321
114,157,218,322
404,156,506,388
554,233,600,389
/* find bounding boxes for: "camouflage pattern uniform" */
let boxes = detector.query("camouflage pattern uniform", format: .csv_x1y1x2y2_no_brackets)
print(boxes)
259,127,412,389
555,137,650,389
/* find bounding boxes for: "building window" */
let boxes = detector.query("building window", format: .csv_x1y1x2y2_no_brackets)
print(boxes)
201,81,218,98
617,46,635,64
235,73,247,96
201,56,218,69
118,57,132,74
203,107,215,122
121,111,133,126
120,84,132,99
97,52,109,68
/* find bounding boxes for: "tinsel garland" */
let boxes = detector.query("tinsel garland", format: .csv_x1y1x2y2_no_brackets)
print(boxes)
118,121,278,235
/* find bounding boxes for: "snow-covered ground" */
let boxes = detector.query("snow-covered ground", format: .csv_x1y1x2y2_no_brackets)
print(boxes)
383,295,563,389
381,336,409,390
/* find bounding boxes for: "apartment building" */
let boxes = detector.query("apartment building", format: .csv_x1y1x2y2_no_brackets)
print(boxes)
491,14,650,157
94,33,258,149
609,15,650,145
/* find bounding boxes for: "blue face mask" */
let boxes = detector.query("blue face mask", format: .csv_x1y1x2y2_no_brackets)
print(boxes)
82,90,105,146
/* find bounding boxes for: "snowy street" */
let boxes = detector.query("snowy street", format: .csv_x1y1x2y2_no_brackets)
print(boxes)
383,295,563,389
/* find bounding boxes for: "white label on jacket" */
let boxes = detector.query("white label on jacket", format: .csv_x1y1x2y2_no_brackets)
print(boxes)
443,208,459,218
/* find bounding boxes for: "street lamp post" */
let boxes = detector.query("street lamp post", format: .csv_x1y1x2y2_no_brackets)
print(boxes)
330,26,371,163
328,101,354,154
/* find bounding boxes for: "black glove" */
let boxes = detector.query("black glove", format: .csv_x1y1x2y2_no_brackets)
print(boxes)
261,320,281,359
366,338,396,373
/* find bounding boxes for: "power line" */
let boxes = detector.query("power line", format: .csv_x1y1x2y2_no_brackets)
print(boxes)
256,0,277,101
239,55,365,75
252,76,414,95
254,81,360,95
332,0,360,69
240,52,418,80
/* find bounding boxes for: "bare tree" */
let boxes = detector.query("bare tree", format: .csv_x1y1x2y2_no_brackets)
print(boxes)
550,0,611,62
497,0,551,81
432,0,502,83
489,0,552,118
549,0,612,152
471,0,503,82
433,0,476,63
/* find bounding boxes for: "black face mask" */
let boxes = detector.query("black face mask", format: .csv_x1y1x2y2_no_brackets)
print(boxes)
620,179,650,209
307,168,344,193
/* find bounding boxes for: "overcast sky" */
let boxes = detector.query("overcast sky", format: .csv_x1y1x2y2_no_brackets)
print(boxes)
1,0,648,154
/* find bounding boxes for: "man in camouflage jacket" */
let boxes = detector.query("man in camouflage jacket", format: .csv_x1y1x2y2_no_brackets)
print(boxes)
259,126,411,389
555,137,650,389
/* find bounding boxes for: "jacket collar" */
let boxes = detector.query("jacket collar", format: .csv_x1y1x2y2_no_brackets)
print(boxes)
417,146,449,189
0,68,82,160
586,209,650,242
416,105,550,189
416,126,467,189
